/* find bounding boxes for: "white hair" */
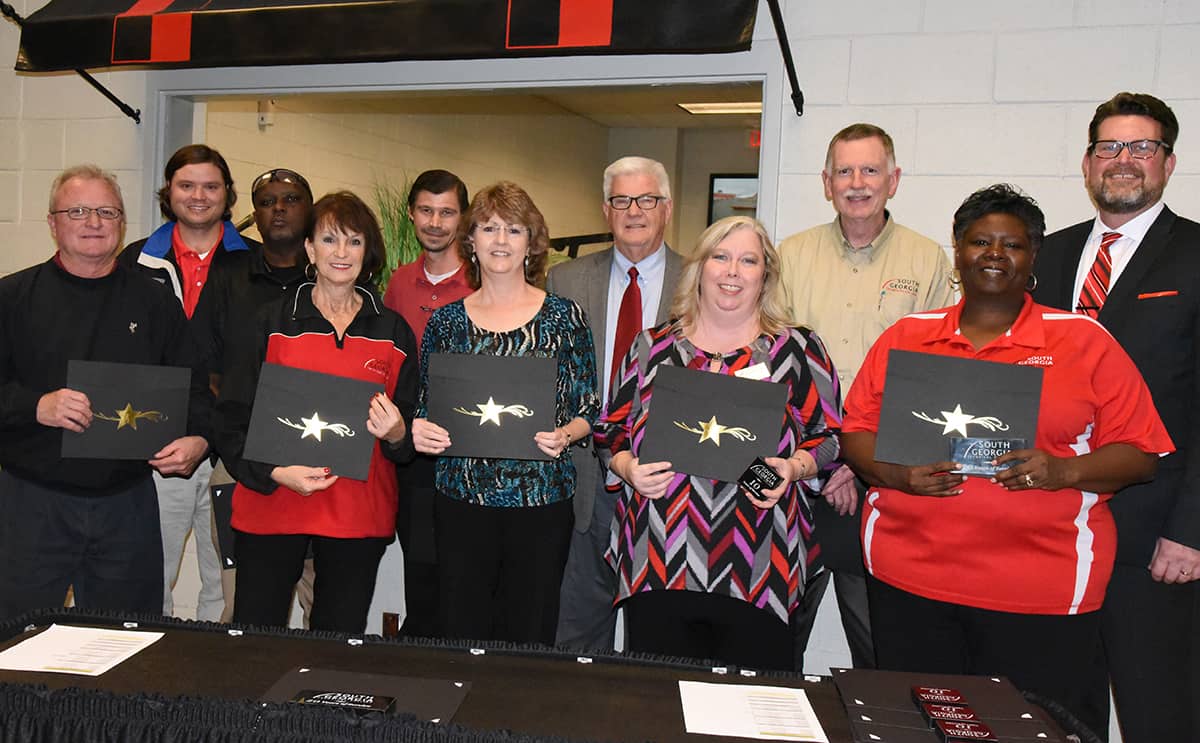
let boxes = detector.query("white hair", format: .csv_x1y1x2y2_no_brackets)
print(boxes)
603,156,671,201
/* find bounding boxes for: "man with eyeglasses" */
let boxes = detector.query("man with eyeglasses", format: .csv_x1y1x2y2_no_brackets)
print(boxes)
0,164,212,620
548,156,684,652
382,169,472,638
777,123,955,672
1033,92,1199,743
189,166,314,622
120,144,255,623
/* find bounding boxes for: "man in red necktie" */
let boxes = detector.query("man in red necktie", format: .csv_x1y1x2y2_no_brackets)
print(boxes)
547,157,683,652
1032,92,1199,743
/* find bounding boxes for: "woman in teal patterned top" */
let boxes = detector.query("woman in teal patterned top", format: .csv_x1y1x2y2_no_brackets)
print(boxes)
413,181,599,644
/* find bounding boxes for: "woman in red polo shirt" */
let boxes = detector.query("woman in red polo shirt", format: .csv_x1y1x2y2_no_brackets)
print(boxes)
841,184,1172,735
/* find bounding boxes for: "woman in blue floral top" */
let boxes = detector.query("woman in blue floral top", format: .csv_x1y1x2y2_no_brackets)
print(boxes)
413,182,599,644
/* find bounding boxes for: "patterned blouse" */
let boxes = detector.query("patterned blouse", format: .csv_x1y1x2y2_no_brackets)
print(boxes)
597,321,841,625
417,294,600,507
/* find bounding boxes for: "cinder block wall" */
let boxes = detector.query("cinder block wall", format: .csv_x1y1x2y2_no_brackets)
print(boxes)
773,0,1200,250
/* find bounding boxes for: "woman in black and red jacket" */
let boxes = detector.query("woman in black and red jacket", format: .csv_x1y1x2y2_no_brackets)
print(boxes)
214,191,417,633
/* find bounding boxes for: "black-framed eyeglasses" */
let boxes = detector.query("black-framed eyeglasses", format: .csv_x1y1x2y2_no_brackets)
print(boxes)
1088,139,1171,160
252,168,313,199
607,194,667,210
49,206,123,220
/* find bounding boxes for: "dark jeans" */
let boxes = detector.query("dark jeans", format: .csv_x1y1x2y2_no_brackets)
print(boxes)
555,476,619,651
435,495,572,645
0,470,162,621
232,531,390,634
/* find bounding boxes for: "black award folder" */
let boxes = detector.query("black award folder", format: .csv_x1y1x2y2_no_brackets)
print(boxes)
243,363,385,481
426,353,556,461
640,365,789,483
61,360,189,460
874,350,1042,467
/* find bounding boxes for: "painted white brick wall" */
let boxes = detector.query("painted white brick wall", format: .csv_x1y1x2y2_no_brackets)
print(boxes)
1,2,1197,729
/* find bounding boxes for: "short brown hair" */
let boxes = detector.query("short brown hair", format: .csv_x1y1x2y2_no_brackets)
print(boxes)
157,144,236,222
458,181,550,289
824,123,896,172
310,191,386,285
1088,92,1179,151
670,216,794,337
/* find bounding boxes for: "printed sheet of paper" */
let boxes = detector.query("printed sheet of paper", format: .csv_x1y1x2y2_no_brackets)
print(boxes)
679,680,829,741
0,624,164,676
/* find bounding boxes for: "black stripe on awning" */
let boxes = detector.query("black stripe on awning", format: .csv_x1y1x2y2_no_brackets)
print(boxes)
15,0,757,72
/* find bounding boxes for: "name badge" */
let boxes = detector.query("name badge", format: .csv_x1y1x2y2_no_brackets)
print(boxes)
734,362,770,381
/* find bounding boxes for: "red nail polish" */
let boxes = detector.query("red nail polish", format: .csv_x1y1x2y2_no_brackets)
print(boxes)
324,467,331,474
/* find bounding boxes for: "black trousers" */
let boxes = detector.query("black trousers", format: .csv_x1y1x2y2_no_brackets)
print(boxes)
396,456,441,638
232,531,390,634
0,470,162,621
435,495,572,645
867,575,1107,738
1096,562,1199,743
624,589,793,671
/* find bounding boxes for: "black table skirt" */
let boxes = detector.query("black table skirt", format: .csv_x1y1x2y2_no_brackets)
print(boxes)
0,610,853,743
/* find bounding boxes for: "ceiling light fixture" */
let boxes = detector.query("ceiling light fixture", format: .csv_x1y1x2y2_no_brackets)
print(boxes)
677,101,762,115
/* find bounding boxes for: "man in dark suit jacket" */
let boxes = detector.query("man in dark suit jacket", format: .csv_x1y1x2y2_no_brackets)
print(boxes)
548,156,683,652
1032,92,1199,743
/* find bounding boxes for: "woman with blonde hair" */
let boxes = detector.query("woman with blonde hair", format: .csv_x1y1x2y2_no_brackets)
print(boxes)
598,215,841,669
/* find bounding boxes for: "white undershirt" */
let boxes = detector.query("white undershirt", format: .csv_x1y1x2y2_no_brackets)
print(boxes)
1070,201,1166,305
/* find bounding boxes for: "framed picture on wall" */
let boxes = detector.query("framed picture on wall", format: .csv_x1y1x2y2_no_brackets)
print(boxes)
707,173,759,225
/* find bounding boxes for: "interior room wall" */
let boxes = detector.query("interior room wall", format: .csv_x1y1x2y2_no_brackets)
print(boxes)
204,96,611,244
675,128,761,253
3,8,1198,728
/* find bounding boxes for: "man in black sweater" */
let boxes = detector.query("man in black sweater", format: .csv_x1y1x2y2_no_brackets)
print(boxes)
0,164,212,621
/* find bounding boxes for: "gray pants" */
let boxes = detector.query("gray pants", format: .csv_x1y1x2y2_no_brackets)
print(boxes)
555,477,619,652
155,458,223,621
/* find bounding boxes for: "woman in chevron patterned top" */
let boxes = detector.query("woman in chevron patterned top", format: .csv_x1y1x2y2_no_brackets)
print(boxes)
597,215,841,670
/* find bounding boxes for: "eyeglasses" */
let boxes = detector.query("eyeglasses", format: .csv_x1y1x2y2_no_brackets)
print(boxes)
1088,139,1171,159
251,168,313,199
477,224,528,237
49,206,123,220
607,194,667,210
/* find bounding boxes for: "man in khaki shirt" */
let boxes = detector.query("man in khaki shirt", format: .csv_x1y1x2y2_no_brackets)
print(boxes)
778,123,954,670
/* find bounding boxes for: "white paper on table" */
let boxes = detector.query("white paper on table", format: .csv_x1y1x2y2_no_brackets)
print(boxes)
0,623,164,676
678,680,829,742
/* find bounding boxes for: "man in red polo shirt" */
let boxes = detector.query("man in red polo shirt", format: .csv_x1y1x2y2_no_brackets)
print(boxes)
382,169,472,637
121,145,255,622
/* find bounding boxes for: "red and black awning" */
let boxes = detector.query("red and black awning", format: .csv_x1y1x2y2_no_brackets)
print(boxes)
15,0,758,72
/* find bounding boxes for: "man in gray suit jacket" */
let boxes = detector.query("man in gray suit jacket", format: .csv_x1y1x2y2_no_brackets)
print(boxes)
549,156,684,651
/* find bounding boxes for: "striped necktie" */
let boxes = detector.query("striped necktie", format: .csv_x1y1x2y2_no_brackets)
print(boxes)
1076,231,1121,319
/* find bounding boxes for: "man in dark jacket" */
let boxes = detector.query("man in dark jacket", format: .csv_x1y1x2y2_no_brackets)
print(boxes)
0,164,212,621
121,145,254,621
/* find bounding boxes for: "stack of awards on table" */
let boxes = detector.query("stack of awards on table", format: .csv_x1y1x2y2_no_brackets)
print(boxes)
874,351,1042,477
61,360,189,460
425,353,556,460
639,365,790,484
833,668,1064,742
243,363,385,481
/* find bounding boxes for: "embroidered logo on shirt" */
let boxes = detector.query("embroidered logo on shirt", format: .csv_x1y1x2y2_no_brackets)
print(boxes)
363,358,389,377
881,277,920,296
1017,355,1054,366
129,322,138,334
